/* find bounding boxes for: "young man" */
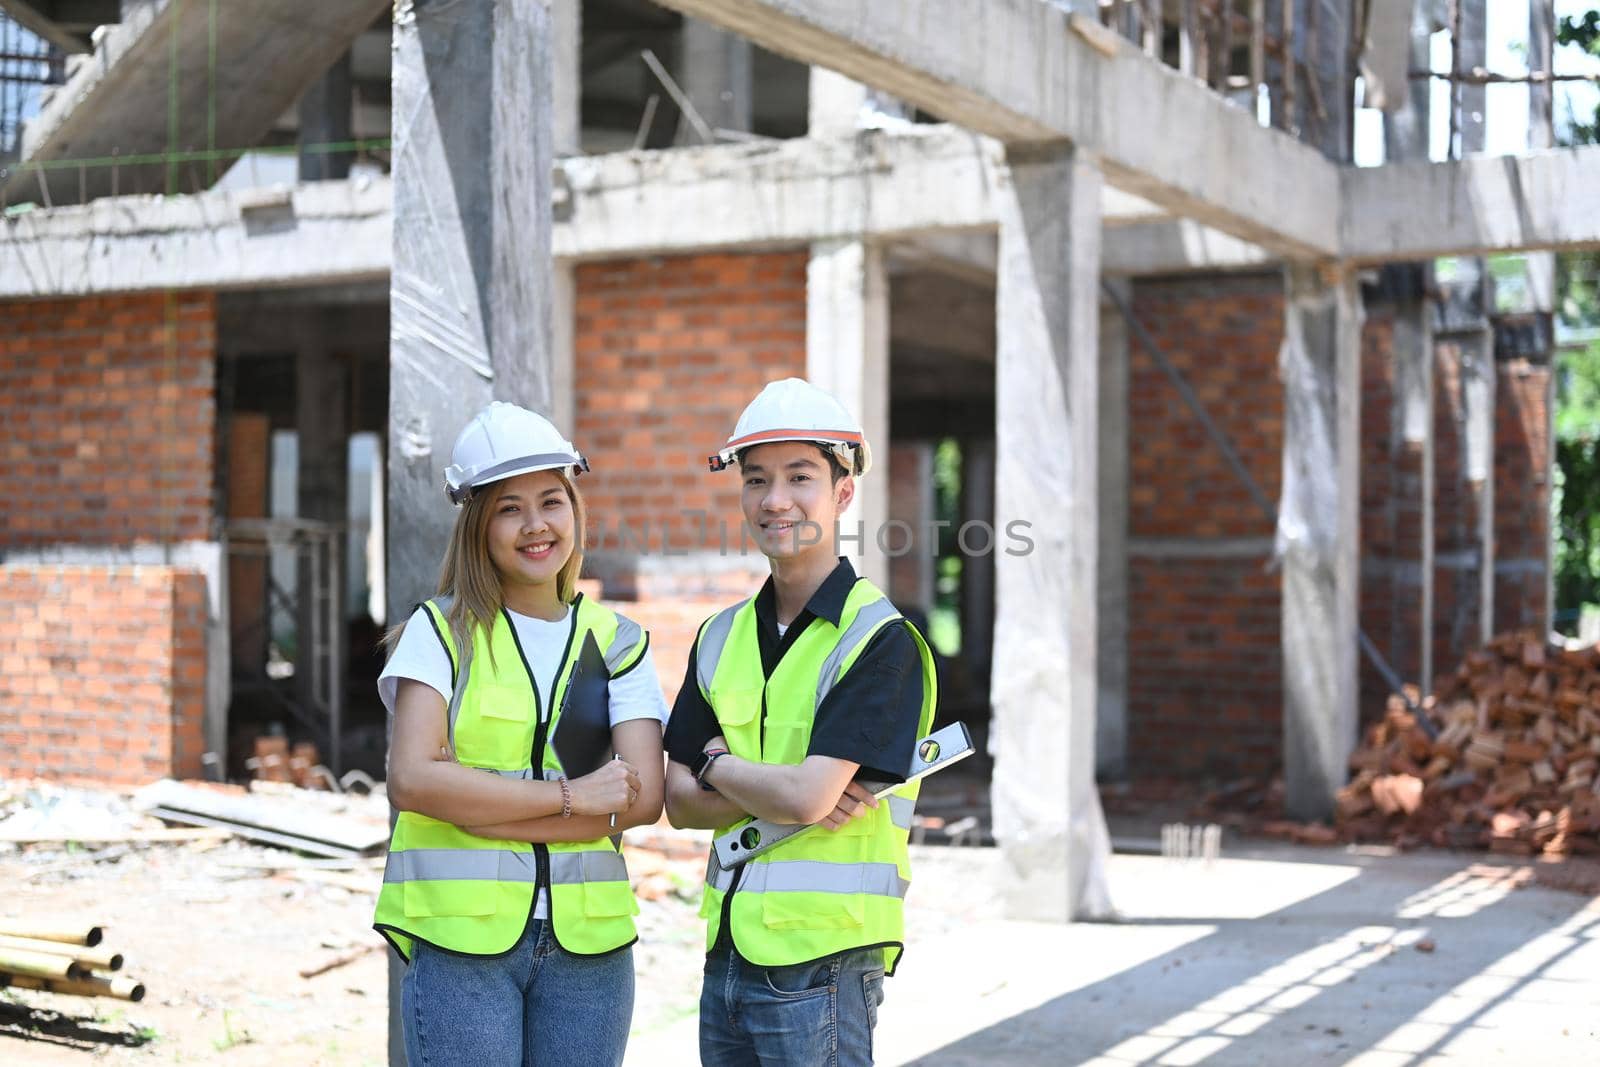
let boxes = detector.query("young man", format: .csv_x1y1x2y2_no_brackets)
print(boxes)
664,378,938,1067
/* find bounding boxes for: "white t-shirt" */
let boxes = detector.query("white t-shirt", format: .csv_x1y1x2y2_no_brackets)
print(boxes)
379,603,667,918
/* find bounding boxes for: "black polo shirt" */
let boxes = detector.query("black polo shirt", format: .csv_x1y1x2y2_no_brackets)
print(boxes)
663,558,926,784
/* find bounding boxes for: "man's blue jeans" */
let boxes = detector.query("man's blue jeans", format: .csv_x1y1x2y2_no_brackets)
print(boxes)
400,915,634,1066
699,946,887,1066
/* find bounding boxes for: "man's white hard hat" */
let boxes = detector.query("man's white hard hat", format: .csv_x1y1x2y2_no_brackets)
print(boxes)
709,377,872,476
442,402,587,505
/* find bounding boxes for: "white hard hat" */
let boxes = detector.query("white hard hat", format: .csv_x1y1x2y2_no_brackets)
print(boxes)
442,402,587,505
709,377,872,476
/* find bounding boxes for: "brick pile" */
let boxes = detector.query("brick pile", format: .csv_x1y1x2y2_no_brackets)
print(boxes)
1338,630,1600,856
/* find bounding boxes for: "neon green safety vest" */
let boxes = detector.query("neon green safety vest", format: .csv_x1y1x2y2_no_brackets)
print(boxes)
695,578,937,975
374,593,650,961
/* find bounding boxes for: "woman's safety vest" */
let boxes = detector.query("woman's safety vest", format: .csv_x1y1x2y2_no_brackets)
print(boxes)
695,578,937,975
373,594,649,961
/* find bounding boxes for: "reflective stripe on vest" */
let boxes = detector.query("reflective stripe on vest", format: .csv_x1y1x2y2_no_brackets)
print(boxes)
695,601,745,698
384,848,627,886
737,860,909,899
605,615,645,674
814,597,901,708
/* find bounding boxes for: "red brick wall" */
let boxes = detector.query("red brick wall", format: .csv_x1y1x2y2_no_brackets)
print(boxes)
0,293,217,548
574,251,808,703
1125,274,1285,779
0,566,208,784
1494,358,1552,635
574,252,808,555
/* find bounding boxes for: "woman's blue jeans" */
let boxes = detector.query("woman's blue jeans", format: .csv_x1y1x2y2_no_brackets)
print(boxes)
400,915,634,1066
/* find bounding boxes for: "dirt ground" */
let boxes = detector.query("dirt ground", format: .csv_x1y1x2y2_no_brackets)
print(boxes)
0,780,710,1065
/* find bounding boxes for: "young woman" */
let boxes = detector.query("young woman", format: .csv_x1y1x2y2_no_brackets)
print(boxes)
373,402,667,1066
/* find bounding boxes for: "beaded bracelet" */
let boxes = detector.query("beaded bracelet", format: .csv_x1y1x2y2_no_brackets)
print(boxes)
557,776,572,819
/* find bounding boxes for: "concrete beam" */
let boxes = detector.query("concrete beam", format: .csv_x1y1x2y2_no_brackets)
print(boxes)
1279,265,1362,822
5,0,391,203
992,144,1113,921
1343,148,1600,262
554,125,1005,259
649,0,1341,258
1101,218,1275,276
0,178,389,298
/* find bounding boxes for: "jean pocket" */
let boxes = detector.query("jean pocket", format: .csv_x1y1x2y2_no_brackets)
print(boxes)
863,969,885,1029
760,958,838,1000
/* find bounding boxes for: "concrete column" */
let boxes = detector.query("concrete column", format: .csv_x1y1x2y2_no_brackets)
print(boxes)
1393,280,1435,691
677,17,751,144
807,239,889,589
1458,0,1487,156
1531,0,1557,634
993,145,1112,921
1386,9,1436,692
388,3,555,1059
960,440,995,688
1097,280,1130,780
551,261,576,439
1280,264,1362,821
295,325,348,726
808,66,911,138
388,0,555,620
552,0,581,156
887,441,936,612
808,67,868,138
298,51,353,182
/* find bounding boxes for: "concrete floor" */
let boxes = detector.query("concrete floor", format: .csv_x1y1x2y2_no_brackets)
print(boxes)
625,842,1600,1066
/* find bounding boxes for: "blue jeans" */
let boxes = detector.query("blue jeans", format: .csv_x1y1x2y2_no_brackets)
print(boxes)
400,915,634,1066
699,947,886,1067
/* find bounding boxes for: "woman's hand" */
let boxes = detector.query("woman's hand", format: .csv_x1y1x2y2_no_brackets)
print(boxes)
568,759,642,817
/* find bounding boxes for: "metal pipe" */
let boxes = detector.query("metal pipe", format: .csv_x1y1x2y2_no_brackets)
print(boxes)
0,973,145,1002
0,947,88,981
0,935,122,972
0,922,102,947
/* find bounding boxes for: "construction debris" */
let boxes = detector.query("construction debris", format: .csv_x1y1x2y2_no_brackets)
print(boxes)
135,779,389,859
1338,631,1600,856
0,918,145,1001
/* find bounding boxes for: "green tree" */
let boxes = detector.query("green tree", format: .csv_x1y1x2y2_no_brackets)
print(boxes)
1552,9,1600,634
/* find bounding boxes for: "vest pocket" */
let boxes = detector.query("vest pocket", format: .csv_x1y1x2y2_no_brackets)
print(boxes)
760,888,865,931
455,684,534,766
708,685,761,731
403,878,497,919
581,880,640,918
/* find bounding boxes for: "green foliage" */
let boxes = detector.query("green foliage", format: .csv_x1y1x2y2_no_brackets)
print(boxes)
1558,10,1600,144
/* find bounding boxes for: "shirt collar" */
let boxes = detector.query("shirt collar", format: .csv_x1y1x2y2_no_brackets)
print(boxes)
754,557,857,630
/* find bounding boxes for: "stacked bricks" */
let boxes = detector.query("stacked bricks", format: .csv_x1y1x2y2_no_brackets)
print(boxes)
0,566,208,784
1125,273,1285,779
0,292,216,548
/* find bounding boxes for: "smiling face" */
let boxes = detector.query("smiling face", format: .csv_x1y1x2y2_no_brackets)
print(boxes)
739,441,854,563
485,470,576,601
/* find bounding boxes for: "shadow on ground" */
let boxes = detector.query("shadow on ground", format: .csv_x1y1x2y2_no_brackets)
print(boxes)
907,850,1599,1066
0,998,155,1053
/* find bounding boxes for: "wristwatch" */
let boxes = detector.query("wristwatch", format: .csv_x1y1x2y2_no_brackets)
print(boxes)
691,748,728,792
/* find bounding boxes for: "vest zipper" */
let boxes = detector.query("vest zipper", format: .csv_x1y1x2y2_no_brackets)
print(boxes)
502,602,582,914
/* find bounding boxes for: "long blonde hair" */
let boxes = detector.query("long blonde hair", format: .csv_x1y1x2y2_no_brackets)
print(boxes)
385,469,588,664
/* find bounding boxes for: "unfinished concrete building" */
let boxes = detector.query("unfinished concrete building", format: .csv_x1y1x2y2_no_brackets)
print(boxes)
1,0,1596,925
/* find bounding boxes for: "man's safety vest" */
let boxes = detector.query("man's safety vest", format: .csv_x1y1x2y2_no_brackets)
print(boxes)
373,594,649,961
695,578,937,975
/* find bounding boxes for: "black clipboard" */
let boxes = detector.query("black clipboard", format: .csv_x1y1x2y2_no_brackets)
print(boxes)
550,631,612,777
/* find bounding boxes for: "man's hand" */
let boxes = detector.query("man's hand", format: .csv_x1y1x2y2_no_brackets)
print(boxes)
818,780,879,831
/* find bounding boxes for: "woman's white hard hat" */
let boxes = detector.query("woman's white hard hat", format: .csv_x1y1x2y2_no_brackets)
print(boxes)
442,401,587,505
709,377,872,476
